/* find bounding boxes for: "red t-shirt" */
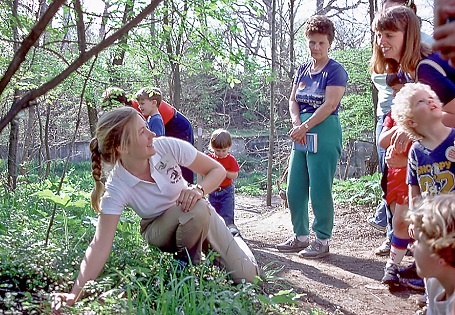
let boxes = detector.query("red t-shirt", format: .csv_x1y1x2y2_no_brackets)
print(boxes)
130,100,176,124
208,153,240,188
383,111,410,205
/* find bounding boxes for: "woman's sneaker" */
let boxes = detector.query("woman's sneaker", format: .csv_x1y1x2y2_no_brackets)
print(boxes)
382,262,400,287
276,236,309,253
299,239,329,259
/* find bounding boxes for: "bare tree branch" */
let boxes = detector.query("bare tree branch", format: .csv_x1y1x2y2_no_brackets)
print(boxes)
0,0,164,133
0,0,66,97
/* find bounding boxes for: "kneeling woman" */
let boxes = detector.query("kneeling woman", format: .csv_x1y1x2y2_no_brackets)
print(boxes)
54,107,259,306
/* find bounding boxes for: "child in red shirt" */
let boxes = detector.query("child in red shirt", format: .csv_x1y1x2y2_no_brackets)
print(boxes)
207,129,241,236
380,71,414,287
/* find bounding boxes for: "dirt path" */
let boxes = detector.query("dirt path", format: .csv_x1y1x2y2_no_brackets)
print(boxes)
235,194,423,315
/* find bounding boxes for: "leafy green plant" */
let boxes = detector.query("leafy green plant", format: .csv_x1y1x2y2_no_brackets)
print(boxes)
332,173,382,206
0,162,302,314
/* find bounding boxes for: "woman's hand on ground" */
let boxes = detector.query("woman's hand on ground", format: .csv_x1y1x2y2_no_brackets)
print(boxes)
51,292,76,313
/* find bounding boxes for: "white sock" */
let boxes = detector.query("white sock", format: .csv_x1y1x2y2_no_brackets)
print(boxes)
297,235,309,242
388,246,407,265
316,238,328,245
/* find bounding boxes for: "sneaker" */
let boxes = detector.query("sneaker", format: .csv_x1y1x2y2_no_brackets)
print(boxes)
367,216,387,232
276,236,309,253
405,278,425,292
399,261,418,279
298,239,329,259
227,224,240,237
374,238,391,256
416,293,428,308
415,306,427,315
381,263,400,287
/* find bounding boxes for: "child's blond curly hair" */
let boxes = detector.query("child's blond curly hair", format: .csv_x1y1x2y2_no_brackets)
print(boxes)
391,82,442,141
408,194,455,268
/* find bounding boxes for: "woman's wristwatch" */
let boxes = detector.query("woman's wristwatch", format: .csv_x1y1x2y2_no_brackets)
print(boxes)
193,184,205,196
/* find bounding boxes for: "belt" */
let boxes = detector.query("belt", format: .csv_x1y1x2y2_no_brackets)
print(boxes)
215,185,231,191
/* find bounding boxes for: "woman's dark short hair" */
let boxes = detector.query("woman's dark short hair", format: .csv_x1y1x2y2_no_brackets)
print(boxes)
304,15,335,44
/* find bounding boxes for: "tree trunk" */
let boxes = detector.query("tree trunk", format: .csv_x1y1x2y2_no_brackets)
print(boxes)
44,103,51,177
99,0,110,39
87,100,98,137
111,0,134,85
289,0,295,77
267,0,277,206
8,0,21,190
20,104,36,174
164,0,187,110
8,115,19,190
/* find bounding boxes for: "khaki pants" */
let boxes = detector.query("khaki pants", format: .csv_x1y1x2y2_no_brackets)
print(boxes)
141,199,260,283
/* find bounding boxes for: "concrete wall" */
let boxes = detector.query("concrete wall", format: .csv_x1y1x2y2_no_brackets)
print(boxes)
0,135,377,178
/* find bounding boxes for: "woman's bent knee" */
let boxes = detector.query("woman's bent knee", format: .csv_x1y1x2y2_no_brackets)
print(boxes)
179,200,211,229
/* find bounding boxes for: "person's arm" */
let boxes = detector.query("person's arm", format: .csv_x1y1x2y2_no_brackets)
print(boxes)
442,98,455,127
289,84,302,128
385,146,408,169
389,127,412,154
289,85,345,144
226,170,238,180
418,60,455,123
409,184,421,209
53,214,120,307
378,125,396,149
177,152,225,211
433,0,455,67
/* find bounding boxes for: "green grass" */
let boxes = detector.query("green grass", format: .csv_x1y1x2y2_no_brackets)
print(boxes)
0,159,374,314
0,161,309,314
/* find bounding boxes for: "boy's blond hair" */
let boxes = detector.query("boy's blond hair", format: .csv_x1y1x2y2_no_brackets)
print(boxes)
391,82,442,140
210,129,232,150
409,194,455,268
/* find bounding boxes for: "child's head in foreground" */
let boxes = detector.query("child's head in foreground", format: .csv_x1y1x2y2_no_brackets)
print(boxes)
210,129,232,158
408,194,455,279
391,82,443,140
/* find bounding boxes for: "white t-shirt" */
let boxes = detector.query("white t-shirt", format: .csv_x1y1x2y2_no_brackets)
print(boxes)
426,278,455,315
100,137,197,219
372,72,394,117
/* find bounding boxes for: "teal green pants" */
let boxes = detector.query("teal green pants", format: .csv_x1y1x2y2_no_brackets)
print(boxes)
287,113,342,240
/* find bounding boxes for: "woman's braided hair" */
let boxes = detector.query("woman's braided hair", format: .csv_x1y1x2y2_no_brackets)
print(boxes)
409,194,455,268
90,107,138,212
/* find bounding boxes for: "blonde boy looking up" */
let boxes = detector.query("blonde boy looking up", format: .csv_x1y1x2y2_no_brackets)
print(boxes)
391,83,455,207
136,87,165,136
408,194,455,315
